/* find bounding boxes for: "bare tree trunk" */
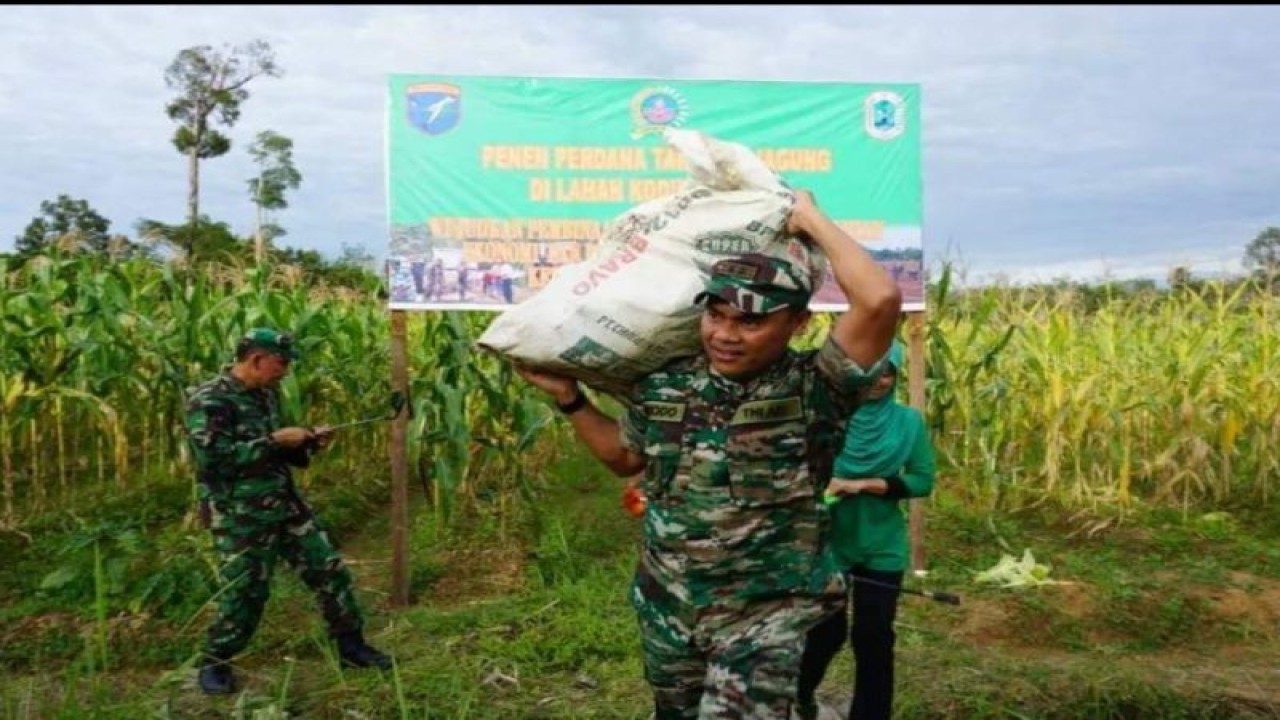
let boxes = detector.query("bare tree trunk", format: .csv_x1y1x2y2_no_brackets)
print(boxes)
186,145,200,261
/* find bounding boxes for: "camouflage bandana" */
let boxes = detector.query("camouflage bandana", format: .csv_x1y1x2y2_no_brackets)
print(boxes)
236,327,301,361
693,253,813,315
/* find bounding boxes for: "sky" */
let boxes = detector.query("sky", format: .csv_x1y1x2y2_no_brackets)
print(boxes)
2,4,1277,286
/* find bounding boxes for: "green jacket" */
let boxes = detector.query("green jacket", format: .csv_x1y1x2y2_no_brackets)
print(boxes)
827,406,935,572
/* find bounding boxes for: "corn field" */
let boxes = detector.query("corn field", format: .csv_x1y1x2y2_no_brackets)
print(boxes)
0,255,555,530
0,256,1275,528
924,266,1278,514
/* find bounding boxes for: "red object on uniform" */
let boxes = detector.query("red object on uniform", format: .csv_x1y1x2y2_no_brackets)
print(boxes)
622,480,647,517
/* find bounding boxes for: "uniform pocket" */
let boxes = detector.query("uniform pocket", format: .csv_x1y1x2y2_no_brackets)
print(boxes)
641,418,684,502
643,449,681,501
726,417,811,508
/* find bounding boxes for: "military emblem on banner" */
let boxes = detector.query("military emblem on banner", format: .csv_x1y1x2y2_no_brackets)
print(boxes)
629,85,689,139
406,82,462,136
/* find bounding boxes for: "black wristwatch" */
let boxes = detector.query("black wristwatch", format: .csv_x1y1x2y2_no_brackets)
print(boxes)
557,391,589,415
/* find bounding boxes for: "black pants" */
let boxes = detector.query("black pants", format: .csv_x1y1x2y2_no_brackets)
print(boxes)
796,567,904,720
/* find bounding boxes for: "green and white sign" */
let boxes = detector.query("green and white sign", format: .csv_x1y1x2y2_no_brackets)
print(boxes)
385,75,923,311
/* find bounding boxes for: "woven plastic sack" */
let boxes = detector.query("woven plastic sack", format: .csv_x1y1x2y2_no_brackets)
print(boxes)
476,128,826,397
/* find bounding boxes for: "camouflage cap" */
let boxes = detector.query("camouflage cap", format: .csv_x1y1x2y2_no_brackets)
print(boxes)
236,327,300,361
693,253,813,315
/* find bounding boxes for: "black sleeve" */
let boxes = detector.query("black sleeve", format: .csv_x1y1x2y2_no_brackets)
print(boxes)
882,475,909,499
282,445,313,468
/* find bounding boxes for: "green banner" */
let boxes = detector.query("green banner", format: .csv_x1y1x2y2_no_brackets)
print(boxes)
385,75,923,311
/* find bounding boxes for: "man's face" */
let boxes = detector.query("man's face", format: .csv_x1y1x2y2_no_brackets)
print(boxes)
250,351,291,388
699,300,809,380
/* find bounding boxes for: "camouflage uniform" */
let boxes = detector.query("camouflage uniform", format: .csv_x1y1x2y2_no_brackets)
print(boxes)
185,368,364,661
618,254,883,719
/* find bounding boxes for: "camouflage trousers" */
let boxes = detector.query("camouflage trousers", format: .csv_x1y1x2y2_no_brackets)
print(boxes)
204,498,363,660
632,567,843,720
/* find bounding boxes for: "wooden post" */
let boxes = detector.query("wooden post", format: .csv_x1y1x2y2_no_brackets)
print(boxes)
388,310,410,607
906,310,927,575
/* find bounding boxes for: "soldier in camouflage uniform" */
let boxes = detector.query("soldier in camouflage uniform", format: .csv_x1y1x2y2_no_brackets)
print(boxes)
184,328,392,695
516,190,902,719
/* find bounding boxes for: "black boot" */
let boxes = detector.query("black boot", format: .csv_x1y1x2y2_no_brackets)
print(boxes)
198,656,236,695
335,631,393,670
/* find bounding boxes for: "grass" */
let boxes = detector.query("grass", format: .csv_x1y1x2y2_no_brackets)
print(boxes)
2,442,1279,718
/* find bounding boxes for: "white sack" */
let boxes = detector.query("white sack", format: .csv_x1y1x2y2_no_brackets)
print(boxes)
476,128,826,397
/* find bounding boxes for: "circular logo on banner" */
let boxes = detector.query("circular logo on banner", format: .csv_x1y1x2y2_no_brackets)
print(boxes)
865,91,906,141
630,86,689,139
406,82,462,136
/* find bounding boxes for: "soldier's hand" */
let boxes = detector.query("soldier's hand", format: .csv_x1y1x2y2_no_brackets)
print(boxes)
786,189,822,239
312,425,335,451
271,427,316,449
513,362,580,405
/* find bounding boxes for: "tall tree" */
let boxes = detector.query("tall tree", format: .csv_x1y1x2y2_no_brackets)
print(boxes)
16,194,113,256
1244,227,1280,280
163,40,280,259
246,130,302,263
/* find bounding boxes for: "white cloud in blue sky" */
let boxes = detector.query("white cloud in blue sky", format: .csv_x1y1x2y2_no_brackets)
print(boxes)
1,5,1277,284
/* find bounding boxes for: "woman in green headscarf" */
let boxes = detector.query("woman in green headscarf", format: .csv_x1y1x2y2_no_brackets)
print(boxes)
793,340,936,720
